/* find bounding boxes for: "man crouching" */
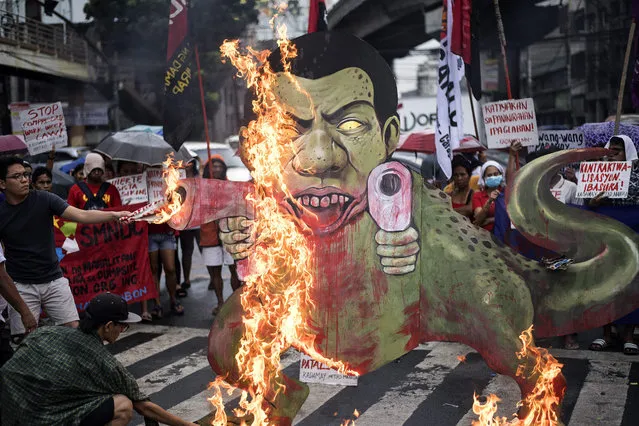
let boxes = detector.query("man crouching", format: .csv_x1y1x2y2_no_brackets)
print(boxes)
0,293,197,426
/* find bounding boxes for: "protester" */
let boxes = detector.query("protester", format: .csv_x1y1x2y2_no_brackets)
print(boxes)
0,247,36,336
146,164,184,318
67,152,122,210
446,156,475,219
0,156,131,342
589,135,639,355
32,167,53,192
471,150,488,177
0,293,198,426
105,163,116,180
178,160,201,291
472,160,506,231
117,160,142,177
71,163,85,182
202,156,242,316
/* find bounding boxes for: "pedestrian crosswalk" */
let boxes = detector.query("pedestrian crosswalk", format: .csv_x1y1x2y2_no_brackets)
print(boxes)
112,324,638,426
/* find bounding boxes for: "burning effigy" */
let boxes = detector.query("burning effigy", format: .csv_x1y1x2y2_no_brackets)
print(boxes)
134,31,639,425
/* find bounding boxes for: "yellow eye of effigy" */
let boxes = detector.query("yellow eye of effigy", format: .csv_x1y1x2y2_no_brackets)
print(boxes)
338,120,363,131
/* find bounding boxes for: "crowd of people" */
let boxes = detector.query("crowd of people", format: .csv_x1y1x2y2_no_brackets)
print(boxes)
442,136,638,354
0,147,243,424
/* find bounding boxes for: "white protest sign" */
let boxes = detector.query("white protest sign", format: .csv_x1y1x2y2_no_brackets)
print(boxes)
534,130,585,152
576,161,632,199
19,102,68,155
145,168,165,204
299,353,358,386
9,102,29,135
108,174,148,205
482,98,538,148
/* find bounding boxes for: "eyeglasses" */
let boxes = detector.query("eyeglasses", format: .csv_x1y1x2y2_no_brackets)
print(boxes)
6,172,31,181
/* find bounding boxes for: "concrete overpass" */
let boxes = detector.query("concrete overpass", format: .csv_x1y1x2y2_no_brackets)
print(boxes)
328,0,560,64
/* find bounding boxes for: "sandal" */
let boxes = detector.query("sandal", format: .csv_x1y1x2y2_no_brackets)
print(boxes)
181,281,191,289
141,312,153,322
171,301,185,316
623,342,639,355
176,286,188,298
151,305,163,319
589,338,612,351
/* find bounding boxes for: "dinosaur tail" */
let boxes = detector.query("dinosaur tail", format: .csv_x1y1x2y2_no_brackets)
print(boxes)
507,148,639,338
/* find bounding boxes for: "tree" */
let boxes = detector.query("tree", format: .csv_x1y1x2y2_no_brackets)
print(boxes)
83,0,261,135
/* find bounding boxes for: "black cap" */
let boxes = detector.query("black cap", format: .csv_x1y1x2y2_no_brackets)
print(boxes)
85,293,141,324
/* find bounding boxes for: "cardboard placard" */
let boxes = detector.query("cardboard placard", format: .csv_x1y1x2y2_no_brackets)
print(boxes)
145,168,166,204
534,130,585,152
299,353,358,386
9,102,29,135
108,174,148,205
576,161,632,199
19,102,68,155
482,98,538,148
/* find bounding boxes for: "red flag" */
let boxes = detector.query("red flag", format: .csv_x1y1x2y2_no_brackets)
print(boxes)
450,0,472,65
164,0,195,149
308,0,328,33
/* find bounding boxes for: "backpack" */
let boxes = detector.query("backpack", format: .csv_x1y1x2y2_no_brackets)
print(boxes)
78,182,110,210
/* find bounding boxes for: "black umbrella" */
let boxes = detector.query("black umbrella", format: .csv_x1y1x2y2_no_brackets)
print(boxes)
95,132,175,166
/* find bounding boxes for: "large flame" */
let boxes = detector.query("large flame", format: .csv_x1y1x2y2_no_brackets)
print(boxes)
209,22,356,425
151,155,184,224
472,326,564,426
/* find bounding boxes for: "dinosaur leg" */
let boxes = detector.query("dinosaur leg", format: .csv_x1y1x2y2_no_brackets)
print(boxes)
470,324,567,423
207,288,310,425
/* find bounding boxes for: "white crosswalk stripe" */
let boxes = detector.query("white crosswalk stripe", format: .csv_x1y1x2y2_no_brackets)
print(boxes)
112,325,638,426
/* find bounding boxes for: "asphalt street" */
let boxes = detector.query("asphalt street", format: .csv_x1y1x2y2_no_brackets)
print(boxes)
119,249,639,425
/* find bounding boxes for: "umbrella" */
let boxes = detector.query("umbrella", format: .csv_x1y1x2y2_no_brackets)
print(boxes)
123,125,164,136
396,130,436,154
95,132,175,166
59,157,85,174
175,144,195,164
453,135,486,153
0,134,28,155
579,122,639,150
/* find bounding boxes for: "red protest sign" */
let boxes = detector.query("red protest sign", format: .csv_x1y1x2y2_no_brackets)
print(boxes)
54,204,156,311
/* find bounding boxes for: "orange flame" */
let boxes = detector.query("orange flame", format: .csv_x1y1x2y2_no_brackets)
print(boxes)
457,355,467,363
340,409,360,426
209,22,356,425
151,155,184,224
472,326,564,426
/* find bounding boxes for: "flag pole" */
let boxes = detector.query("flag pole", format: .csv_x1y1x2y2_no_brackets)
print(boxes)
614,19,637,136
492,0,512,100
195,45,213,178
466,80,480,138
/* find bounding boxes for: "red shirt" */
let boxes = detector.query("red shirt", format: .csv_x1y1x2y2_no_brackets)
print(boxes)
67,182,122,210
472,190,496,231
199,221,220,247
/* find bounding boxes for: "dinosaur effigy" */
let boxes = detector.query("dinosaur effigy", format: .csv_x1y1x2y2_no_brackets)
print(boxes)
166,32,639,425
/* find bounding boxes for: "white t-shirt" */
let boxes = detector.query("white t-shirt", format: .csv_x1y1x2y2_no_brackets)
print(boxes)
551,176,583,206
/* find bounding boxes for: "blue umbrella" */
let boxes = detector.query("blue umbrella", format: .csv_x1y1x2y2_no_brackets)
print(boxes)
579,122,639,150
59,157,85,174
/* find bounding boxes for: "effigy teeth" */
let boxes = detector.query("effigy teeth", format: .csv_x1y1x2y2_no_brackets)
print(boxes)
128,200,169,222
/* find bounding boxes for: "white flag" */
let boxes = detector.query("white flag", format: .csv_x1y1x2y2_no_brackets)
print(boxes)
436,0,465,179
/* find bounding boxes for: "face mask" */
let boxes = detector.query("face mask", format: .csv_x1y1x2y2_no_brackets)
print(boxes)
485,175,503,188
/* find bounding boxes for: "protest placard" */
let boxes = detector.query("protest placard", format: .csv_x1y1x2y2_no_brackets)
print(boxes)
54,204,156,311
299,353,358,386
146,168,166,204
534,130,585,152
576,161,633,199
9,102,29,135
482,98,538,148
19,102,68,155
108,174,148,205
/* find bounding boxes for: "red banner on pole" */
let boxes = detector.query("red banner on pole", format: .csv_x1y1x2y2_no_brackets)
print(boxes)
308,0,328,33
54,204,156,311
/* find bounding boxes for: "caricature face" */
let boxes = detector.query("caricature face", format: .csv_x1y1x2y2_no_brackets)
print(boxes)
273,67,399,235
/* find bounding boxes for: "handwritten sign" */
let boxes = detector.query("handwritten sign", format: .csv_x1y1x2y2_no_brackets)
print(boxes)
108,174,148,205
145,168,165,204
20,102,68,155
534,130,585,152
576,161,632,199
299,353,358,386
482,98,538,148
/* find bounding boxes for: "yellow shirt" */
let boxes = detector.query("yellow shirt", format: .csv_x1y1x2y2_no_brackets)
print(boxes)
444,175,480,194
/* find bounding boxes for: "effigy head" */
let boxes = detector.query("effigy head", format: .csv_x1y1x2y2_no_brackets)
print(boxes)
242,32,400,235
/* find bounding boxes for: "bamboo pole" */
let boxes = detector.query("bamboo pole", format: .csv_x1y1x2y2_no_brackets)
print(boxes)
492,0,512,100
